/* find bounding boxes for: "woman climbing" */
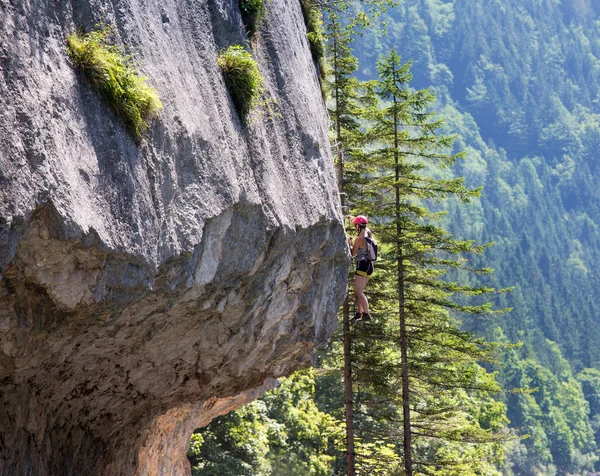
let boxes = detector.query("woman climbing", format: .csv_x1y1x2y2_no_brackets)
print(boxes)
347,215,373,322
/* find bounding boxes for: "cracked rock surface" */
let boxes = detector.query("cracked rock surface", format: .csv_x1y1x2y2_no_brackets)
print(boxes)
0,0,348,474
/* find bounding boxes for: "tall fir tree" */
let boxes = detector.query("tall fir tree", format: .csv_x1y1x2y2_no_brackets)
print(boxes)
322,4,367,473
344,49,510,475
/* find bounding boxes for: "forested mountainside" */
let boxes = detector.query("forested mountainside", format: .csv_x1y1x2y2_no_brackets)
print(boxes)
355,0,600,367
350,0,600,473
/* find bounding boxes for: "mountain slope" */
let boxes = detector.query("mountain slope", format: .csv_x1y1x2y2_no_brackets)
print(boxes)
351,0,600,472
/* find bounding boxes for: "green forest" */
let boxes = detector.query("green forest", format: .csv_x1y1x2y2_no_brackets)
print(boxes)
187,0,600,474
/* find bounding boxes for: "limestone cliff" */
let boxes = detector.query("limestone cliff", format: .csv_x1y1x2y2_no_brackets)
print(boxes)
0,0,348,474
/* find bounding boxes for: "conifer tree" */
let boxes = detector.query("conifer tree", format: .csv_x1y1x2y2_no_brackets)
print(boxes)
345,50,510,475
322,5,364,474
321,3,393,473
319,4,510,473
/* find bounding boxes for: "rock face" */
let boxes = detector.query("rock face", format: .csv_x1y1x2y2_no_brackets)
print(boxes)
0,0,348,474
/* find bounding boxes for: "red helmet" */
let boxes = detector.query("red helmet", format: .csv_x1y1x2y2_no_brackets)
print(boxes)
352,215,368,226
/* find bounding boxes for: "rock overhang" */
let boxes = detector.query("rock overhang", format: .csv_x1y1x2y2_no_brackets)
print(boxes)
0,0,348,474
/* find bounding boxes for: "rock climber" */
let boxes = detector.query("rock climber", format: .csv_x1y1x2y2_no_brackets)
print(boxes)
347,215,373,322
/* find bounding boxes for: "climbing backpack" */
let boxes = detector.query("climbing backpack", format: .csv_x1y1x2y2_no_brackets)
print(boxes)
364,236,378,261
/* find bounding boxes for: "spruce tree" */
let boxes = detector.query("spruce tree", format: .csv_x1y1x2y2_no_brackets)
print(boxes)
321,3,393,473
346,49,510,475
322,6,361,475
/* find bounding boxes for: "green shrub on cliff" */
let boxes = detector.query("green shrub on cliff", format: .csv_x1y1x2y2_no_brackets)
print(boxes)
217,45,263,121
301,0,325,64
66,27,162,141
239,0,265,36
307,31,325,63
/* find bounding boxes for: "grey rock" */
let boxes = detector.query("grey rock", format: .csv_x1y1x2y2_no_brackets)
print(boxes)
0,0,348,474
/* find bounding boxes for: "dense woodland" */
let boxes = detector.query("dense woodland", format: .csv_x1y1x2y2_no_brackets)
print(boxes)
187,1,600,474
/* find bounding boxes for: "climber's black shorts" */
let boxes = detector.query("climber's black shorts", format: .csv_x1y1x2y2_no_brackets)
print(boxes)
355,260,373,278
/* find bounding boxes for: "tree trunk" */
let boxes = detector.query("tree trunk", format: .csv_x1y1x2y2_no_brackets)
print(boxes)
343,297,356,475
394,79,413,476
331,16,355,475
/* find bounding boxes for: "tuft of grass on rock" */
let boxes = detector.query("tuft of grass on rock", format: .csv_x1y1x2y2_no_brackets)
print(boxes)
66,27,162,141
239,0,265,36
217,45,263,121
